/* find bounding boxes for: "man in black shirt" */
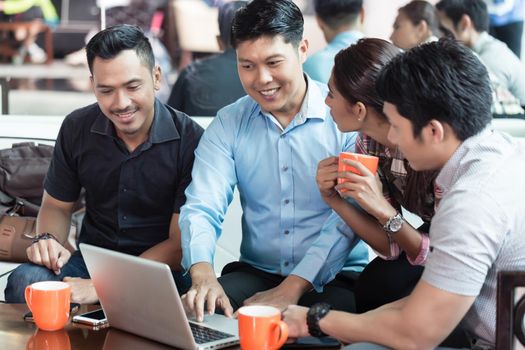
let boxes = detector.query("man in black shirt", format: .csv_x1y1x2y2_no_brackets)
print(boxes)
5,24,203,303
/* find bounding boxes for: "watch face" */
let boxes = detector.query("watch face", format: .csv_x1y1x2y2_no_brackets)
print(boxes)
390,215,403,232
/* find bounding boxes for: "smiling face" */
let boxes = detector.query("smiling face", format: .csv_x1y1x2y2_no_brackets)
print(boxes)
91,49,160,144
325,74,364,132
236,35,308,120
390,12,424,50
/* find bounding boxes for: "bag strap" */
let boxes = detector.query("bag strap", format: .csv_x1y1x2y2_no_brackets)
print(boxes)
0,190,40,216
0,189,13,206
15,198,40,216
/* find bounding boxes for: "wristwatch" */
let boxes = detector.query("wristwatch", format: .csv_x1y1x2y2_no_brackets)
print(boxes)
307,302,331,337
383,212,404,234
31,232,58,244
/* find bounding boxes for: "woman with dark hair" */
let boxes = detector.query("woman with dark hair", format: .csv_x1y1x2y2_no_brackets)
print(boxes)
390,0,440,50
317,38,440,314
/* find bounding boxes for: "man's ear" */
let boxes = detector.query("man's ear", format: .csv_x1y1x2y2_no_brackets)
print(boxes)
416,20,429,39
359,7,365,25
153,66,162,91
298,38,309,64
315,15,325,31
459,14,472,33
216,35,225,51
425,119,446,143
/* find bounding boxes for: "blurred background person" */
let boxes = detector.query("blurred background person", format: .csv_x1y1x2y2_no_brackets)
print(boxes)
484,0,525,57
167,1,246,116
390,0,441,50
437,0,525,106
0,0,58,63
303,0,364,83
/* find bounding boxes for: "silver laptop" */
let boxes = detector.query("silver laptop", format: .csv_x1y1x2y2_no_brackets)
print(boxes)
80,243,239,350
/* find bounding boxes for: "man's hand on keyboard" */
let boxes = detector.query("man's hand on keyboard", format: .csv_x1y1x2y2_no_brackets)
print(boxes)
183,262,233,322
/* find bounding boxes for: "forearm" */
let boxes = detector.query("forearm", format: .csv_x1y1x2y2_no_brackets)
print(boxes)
329,198,391,256
280,275,312,302
331,198,423,260
140,238,183,270
190,261,216,280
292,214,354,291
319,307,424,349
36,204,73,243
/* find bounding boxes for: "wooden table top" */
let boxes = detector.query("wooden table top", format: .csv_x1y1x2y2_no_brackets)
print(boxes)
0,304,226,350
0,303,342,349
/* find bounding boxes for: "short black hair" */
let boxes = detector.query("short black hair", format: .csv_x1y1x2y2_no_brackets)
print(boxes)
436,0,489,32
218,1,247,48
231,0,304,48
376,38,492,141
314,0,363,30
86,24,154,74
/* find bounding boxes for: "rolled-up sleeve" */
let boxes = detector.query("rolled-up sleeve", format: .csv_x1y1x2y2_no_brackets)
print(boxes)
292,211,358,291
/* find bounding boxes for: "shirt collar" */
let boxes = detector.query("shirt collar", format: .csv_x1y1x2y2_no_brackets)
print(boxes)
473,31,491,53
90,99,180,144
435,127,492,193
330,31,363,46
258,74,327,129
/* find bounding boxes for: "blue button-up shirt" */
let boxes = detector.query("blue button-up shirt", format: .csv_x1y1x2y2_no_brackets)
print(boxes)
303,31,363,84
180,76,368,291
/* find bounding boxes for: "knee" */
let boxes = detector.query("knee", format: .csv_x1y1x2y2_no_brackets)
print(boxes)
218,277,244,312
4,264,56,303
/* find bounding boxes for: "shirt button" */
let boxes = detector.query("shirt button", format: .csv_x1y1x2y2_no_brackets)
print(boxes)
122,188,127,192
284,199,290,204
284,230,290,235
284,261,289,267
282,166,288,172
121,229,127,233
122,215,127,220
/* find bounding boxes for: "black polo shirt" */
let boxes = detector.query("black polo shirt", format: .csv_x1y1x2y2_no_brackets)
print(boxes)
45,99,203,256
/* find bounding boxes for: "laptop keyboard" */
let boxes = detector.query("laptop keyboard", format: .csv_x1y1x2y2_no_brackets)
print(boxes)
190,322,234,344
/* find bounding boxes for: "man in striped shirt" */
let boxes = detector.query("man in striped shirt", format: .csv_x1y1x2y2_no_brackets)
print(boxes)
283,38,525,349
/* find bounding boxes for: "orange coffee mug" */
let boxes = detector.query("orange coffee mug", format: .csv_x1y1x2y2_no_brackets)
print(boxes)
26,329,71,350
238,305,288,350
25,281,71,331
338,152,379,191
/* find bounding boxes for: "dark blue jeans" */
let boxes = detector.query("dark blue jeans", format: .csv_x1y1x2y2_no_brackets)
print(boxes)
4,250,191,303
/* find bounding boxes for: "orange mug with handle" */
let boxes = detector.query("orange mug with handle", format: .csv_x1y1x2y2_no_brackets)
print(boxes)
238,305,288,350
338,152,379,192
25,281,71,331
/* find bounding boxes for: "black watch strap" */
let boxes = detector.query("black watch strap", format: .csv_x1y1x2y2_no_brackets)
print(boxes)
31,232,58,244
307,302,331,337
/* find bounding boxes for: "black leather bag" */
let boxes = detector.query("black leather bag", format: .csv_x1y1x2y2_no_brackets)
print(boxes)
0,142,53,216
0,142,53,262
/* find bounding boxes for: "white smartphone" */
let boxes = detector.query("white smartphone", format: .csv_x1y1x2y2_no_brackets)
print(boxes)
72,308,108,326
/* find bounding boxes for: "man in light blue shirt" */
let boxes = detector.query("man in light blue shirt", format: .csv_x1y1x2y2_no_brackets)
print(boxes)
303,0,364,84
180,0,368,322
